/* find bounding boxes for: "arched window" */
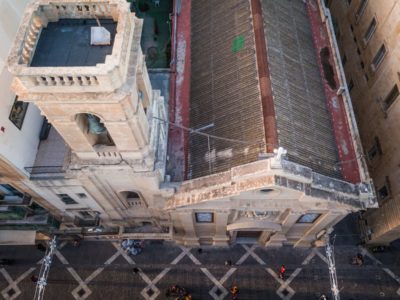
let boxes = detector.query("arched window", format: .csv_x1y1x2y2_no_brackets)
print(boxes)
75,113,115,147
120,191,142,207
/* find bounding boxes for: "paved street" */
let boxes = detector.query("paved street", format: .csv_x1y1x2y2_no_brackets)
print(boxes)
1,216,400,300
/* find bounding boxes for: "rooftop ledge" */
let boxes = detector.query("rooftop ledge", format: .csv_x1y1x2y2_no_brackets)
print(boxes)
7,0,138,93
166,152,377,211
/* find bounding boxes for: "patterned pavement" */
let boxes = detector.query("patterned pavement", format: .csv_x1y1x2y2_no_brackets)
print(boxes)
1,239,400,300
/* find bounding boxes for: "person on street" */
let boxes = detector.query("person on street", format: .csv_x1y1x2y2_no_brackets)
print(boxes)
279,264,286,280
230,284,239,300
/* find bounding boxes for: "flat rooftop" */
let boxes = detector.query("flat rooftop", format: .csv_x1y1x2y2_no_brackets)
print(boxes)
30,19,117,67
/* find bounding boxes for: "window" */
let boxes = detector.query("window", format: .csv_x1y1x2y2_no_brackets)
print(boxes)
297,213,321,224
76,193,87,198
367,136,382,160
355,0,368,22
195,212,214,223
350,24,354,32
371,44,386,71
342,54,347,66
357,48,361,55
348,79,354,92
383,85,399,111
57,193,77,205
9,97,29,130
360,61,365,69
377,177,391,202
79,211,93,218
363,18,377,44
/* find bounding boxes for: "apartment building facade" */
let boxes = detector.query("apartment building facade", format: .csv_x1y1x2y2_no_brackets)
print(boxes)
328,0,400,244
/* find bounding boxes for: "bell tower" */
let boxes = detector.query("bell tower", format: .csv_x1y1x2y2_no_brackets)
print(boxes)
8,0,167,169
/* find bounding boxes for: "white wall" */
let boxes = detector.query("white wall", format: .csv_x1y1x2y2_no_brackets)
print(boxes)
0,0,43,172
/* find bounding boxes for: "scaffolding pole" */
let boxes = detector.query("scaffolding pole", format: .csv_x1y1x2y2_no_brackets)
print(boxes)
325,231,340,300
34,236,57,300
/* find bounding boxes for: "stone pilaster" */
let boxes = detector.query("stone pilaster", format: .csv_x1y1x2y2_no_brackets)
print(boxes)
177,212,200,246
213,211,230,246
264,210,301,247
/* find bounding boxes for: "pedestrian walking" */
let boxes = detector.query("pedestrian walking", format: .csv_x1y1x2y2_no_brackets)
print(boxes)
230,284,239,300
225,260,232,266
279,264,286,280
31,275,38,283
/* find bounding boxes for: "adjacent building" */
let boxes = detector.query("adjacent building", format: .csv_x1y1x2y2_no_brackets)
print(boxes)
3,0,376,247
0,0,60,243
328,0,400,244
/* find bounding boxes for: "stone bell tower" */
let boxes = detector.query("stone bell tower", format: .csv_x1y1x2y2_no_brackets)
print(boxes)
7,0,169,229
8,0,167,169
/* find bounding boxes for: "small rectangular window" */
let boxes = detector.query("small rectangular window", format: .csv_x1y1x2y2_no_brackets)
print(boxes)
348,79,354,92
363,18,377,44
57,193,77,205
355,0,368,22
297,213,321,224
371,44,386,71
377,177,391,202
367,136,382,160
195,212,214,223
342,55,347,66
76,193,87,198
79,211,92,218
383,85,399,111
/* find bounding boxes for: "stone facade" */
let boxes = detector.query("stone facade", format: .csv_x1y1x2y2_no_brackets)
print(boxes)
328,0,400,244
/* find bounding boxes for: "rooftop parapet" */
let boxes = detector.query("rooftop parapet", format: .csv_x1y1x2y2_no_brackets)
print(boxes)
8,0,135,93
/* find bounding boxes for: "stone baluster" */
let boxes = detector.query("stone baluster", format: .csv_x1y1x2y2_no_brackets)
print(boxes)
54,76,63,86
72,76,81,85
81,76,89,86
36,76,47,86
48,77,57,86
64,76,72,86
90,76,99,85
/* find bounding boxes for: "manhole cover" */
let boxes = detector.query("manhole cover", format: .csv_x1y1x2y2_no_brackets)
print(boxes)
77,289,86,297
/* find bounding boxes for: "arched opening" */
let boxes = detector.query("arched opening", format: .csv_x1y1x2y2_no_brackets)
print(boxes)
75,113,115,147
120,191,143,207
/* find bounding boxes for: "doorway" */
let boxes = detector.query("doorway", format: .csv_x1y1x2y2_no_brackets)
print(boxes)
235,231,262,244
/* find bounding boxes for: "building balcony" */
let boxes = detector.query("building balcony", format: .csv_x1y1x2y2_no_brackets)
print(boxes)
7,0,136,94
0,194,32,206
73,215,100,227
